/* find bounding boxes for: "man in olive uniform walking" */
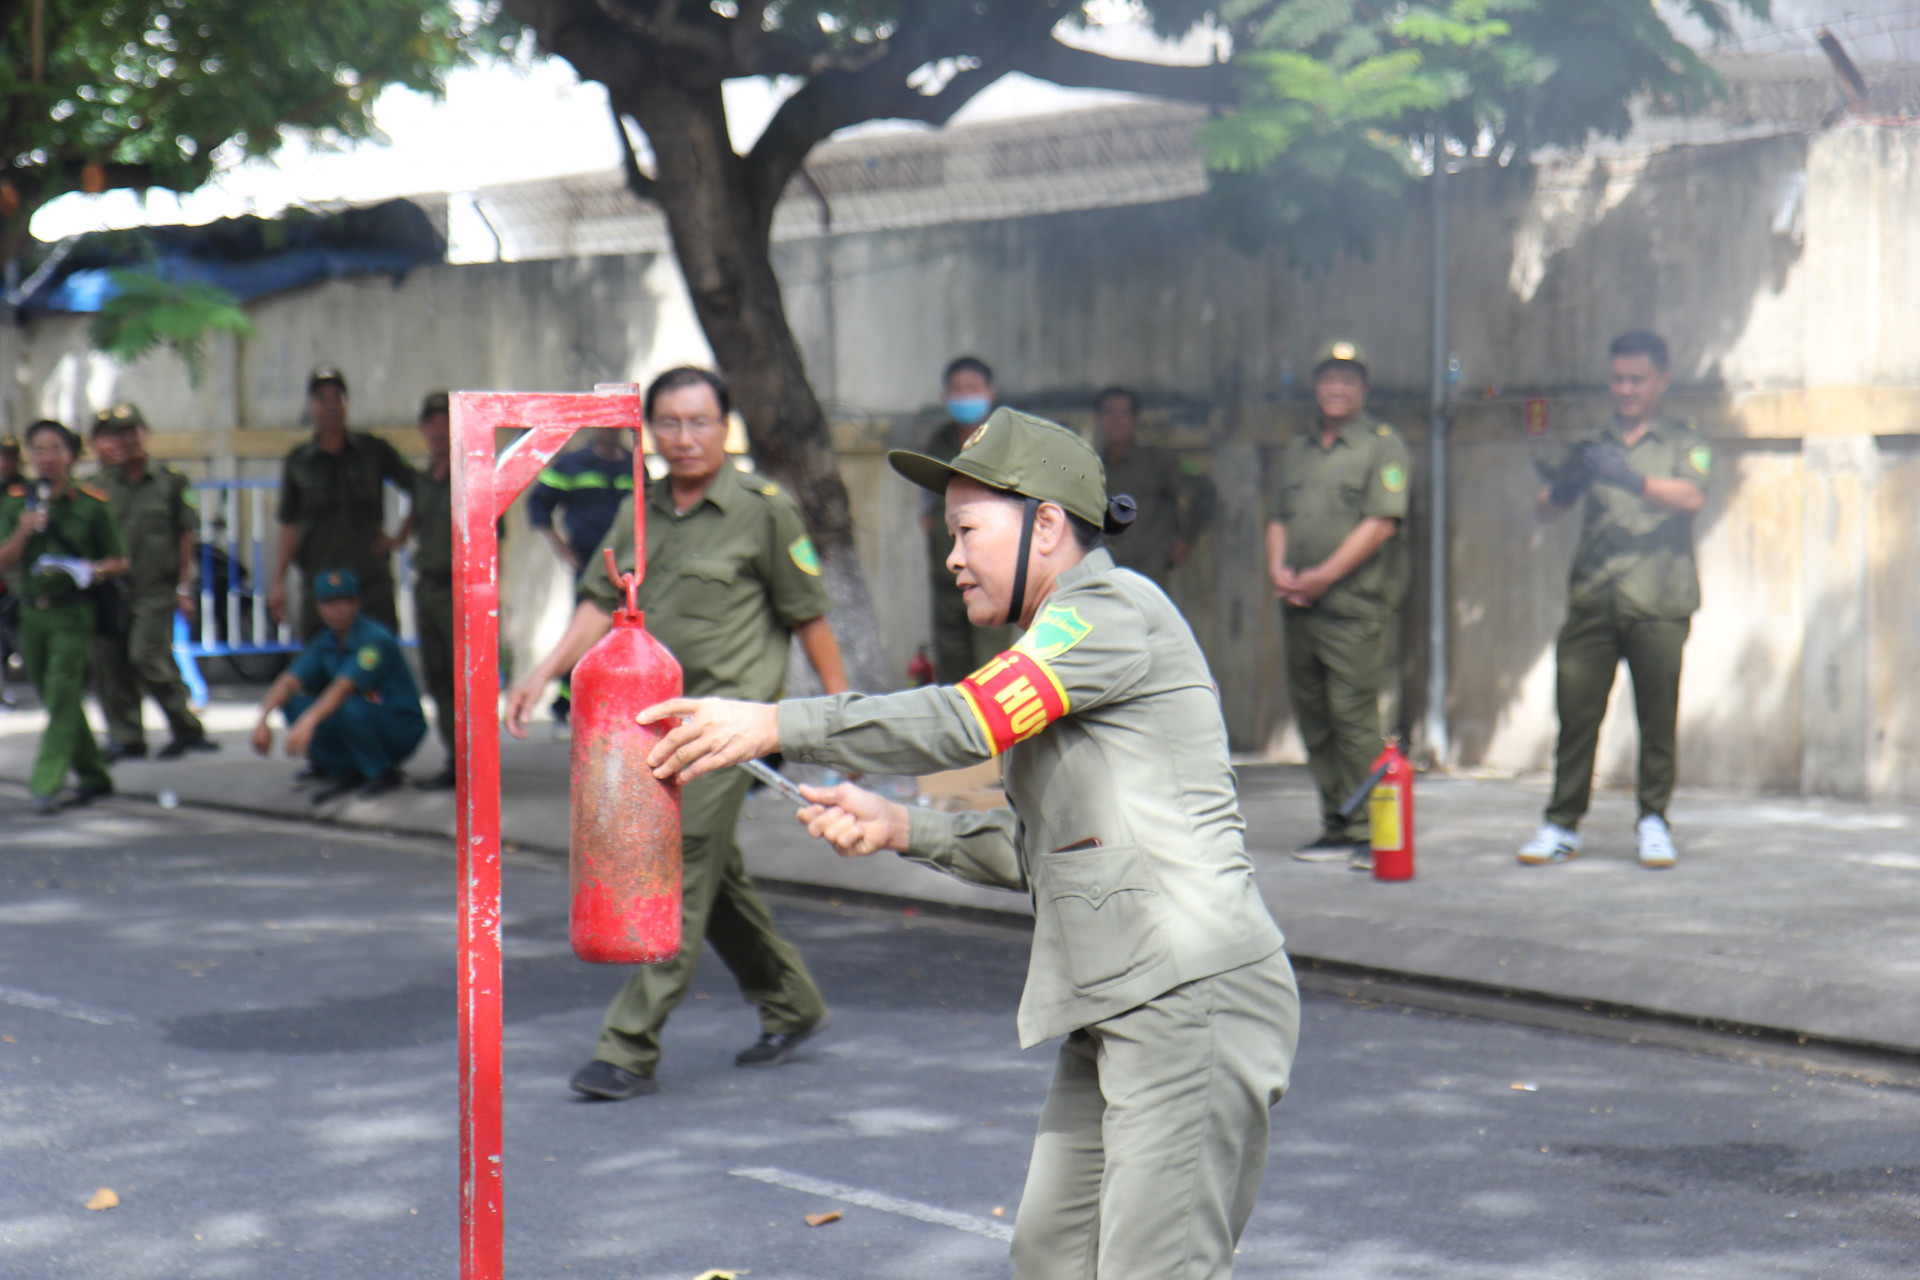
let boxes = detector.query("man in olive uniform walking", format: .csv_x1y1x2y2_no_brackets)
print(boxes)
1522,331,1710,870
408,392,458,790
923,356,1016,682
1266,340,1411,863
267,366,416,639
0,421,129,813
505,367,845,1098
88,404,216,762
1094,385,1214,592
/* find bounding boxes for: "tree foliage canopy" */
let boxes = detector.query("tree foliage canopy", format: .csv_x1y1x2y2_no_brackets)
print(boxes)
0,0,500,252
1194,0,1773,263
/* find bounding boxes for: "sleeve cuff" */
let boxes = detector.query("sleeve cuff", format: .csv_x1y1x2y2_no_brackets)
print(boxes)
777,698,833,764
904,804,960,861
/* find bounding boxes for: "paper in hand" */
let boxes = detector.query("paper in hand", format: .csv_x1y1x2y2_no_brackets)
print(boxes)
30,555,94,589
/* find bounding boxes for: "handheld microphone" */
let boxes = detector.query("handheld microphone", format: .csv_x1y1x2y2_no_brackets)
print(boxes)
32,480,50,511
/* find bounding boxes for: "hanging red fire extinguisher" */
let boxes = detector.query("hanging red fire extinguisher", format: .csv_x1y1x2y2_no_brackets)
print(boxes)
568,544,685,964
1367,739,1415,881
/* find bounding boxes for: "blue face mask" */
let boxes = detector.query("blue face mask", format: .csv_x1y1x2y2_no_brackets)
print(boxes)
946,396,992,426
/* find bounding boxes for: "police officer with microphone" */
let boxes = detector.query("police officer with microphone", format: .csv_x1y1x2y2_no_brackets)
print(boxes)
637,407,1299,1280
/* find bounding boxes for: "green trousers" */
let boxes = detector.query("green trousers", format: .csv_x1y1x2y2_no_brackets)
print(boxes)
594,765,828,1076
416,576,455,756
1282,606,1388,842
93,594,205,749
1547,609,1690,829
1010,948,1299,1280
22,602,110,799
930,569,1016,685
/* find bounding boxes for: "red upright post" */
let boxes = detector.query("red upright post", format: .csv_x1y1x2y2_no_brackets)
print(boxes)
451,386,644,1280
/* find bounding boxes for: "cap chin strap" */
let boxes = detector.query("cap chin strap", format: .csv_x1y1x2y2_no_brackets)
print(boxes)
1005,496,1040,629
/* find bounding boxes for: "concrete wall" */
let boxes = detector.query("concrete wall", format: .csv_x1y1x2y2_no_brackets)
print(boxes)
13,122,1920,799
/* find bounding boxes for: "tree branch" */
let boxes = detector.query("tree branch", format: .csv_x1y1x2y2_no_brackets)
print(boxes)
592,0,728,65
610,102,658,202
1006,39,1232,106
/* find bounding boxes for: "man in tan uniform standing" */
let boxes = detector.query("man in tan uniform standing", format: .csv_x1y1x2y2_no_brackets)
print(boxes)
639,408,1299,1280
1267,340,1411,863
1521,330,1710,869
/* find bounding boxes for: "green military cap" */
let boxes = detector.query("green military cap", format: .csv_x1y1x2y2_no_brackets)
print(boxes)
890,407,1132,533
313,569,361,600
308,364,349,395
1313,338,1370,378
91,401,146,434
419,390,450,419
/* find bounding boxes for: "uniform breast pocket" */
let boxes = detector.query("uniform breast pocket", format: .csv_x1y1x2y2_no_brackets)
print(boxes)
677,557,740,621
1040,845,1172,994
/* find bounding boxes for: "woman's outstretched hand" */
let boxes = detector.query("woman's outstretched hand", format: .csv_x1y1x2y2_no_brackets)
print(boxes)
796,782,911,858
638,698,779,785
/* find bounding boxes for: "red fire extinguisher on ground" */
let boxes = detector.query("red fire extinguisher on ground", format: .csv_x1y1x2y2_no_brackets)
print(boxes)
1367,739,1415,881
568,547,685,963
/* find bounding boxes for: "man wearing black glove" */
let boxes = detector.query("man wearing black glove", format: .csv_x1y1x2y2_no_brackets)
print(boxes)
1521,331,1711,871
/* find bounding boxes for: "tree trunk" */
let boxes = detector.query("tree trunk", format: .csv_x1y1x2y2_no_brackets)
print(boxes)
619,82,889,692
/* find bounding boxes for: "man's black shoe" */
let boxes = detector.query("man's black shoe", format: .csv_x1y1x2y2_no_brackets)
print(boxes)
67,781,113,807
415,764,457,791
156,737,220,760
310,773,365,804
1293,833,1354,863
736,1012,830,1068
103,742,147,763
30,795,58,816
290,766,323,789
569,1060,658,1100
358,769,406,800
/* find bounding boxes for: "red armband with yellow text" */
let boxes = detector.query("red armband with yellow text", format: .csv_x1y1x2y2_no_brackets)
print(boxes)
958,649,1071,756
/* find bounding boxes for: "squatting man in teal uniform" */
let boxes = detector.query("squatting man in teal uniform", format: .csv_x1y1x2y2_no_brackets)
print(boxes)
638,408,1300,1279
249,569,426,803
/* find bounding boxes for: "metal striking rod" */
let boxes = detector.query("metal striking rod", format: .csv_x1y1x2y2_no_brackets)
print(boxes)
743,758,810,806
1423,133,1452,764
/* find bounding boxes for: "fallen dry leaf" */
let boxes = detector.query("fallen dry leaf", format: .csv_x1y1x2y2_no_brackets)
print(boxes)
2,1035,16,1043
84,1187,119,1211
991,1206,1006,1217
804,1211,843,1228
691,1271,744,1280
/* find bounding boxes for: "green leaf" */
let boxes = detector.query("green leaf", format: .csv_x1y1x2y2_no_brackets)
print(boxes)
88,271,256,387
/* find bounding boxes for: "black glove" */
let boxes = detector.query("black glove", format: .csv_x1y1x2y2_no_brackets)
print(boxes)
1535,454,1590,507
1578,441,1646,495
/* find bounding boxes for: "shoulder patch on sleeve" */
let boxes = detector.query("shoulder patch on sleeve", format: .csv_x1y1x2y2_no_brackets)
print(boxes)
958,649,1070,755
1688,445,1711,475
788,535,822,576
357,645,382,671
1380,463,1407,494
1376,423,1391,436
1013,605,1092,662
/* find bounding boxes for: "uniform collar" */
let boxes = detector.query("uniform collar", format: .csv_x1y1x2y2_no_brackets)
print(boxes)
1606,416,1676,446
1305,413,1378,451
325,616,376,649
650,459,742,516
1054,547,1115,592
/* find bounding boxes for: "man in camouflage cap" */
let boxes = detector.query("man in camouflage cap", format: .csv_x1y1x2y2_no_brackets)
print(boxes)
1266,339,1412,867
634,405,1299,1279
88,403,217,761
267,365,416,639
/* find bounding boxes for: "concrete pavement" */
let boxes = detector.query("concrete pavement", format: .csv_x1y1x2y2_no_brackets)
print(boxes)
4,694,1919,1057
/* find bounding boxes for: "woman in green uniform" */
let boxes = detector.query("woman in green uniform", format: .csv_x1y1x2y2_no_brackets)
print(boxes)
640,408,1299,1280
0,421,129,813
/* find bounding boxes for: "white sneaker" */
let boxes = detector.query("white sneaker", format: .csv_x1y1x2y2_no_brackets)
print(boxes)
1637,815,1678,868
1518,823,1581,865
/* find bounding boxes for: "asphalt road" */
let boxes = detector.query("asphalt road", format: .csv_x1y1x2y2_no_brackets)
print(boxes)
2,787,1916,1279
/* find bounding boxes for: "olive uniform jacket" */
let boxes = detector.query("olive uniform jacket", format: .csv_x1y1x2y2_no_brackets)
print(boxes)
780,549,1285,1047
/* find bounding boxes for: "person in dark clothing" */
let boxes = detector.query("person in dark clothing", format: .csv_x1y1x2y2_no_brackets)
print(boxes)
526,427,635,725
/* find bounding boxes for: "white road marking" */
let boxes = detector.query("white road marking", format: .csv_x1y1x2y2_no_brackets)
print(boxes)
730,1165,1014,1242
0,984,139,1027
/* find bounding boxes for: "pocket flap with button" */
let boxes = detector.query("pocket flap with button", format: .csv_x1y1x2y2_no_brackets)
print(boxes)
1039,845,1171,992
677,556,740,620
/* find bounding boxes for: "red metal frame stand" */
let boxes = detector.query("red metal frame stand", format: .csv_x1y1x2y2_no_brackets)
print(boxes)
451,386,644,1279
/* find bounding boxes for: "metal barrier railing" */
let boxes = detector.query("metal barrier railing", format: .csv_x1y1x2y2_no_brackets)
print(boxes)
171,477,415,701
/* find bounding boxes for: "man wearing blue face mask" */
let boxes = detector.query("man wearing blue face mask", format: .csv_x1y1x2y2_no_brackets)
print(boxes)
922,356,1016,682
